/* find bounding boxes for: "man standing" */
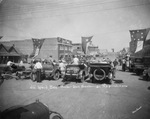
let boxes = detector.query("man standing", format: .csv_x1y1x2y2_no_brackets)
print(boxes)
34,59,43,83
122,58,126,71
72,55,79,65
113,59,118,78
59,60,66,78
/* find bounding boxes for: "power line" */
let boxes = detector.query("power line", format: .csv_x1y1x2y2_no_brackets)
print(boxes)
0,0,148,17
0,0,125,12
0,1,149,22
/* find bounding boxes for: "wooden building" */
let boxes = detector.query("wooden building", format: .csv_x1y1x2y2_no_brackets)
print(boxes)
0,44,22,64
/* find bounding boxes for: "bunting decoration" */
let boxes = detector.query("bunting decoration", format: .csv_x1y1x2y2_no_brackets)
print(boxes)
30,38,45,58
129,28,150,53
81,36,93,54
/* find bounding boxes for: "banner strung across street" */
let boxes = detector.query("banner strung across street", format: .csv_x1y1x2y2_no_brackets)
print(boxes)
81,36,93,54
129,28,150,53
30,38,45,58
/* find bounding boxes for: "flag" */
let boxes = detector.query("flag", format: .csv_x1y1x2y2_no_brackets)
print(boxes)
129,40,137,54
30,38,45,58
129,28,150,53
81,36,93,54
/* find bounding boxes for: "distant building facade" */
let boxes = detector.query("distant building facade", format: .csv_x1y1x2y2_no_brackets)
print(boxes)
0,37,72,62
99,49,108,55
88,46,99,55
72,43,84,55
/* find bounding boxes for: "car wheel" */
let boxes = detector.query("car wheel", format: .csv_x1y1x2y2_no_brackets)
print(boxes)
91,77,96,83
49,112,64,119
53,71,60,80
62,76,67,82
109,78,112,84
16,72,21,80
81,75,85,83
30,73,36,82
0,76,4,86
135,70,140,75
143,74,149,81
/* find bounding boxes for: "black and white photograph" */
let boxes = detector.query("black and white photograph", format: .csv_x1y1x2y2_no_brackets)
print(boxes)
0,0,150,119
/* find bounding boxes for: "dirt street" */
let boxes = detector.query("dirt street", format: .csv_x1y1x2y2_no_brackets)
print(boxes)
0,66,150,119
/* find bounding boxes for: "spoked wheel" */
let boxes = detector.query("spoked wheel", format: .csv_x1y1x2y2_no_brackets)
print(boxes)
16,72,21,80
30,72,36,82
53,71,60,80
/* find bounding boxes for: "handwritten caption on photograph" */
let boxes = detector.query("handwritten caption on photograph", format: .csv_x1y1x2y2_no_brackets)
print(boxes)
30,84,128,90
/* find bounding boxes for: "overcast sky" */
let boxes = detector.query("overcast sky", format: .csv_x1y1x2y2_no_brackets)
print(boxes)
0,0,150,51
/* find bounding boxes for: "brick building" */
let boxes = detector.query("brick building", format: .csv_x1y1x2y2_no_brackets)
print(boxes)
72,43,84,55
0,37,72,62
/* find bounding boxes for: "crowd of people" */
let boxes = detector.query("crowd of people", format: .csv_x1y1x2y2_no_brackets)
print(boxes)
5,54,120,83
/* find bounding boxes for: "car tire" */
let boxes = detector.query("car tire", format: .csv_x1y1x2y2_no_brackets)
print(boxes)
49,112,64,119
16,72,21,80
135,70,141,75
81,75,85,83
62,76,67,82
53,71,60,80
109,78,112,84
143,74,149,81
30,73,36,82
91,77,96,83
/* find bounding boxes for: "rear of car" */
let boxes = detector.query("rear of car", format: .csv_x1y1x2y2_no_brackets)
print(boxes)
133,57,144,75
89,62,113,84
63,64,86,82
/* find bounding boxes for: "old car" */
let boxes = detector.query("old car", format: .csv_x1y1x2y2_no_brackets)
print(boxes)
63,63,89,82
30,58,61,82
143,67,150,81
142,56,150,81
88,62,113,84
133,57,144,75
0,100,64,119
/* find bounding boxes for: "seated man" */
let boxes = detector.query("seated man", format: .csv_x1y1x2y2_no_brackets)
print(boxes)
59,60,66,77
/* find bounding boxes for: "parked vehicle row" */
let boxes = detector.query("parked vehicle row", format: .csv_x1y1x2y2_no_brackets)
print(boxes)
0,60,114,84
